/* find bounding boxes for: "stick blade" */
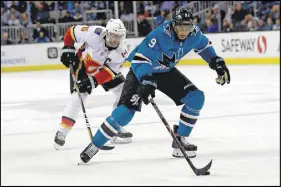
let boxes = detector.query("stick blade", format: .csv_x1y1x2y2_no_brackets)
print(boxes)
195,159,212,176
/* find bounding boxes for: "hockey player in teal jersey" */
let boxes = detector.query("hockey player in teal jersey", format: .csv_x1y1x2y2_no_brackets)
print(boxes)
79,8,231,163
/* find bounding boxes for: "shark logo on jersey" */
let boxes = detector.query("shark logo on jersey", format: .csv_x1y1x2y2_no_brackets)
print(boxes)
157,53,176,67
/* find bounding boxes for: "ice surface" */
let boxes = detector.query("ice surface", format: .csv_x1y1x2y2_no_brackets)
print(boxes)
1,65,280,185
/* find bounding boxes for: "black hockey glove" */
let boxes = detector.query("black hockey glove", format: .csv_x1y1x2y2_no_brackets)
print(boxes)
209,56,231,86
61,46,77,68
76,76,98,94
139,76,157,105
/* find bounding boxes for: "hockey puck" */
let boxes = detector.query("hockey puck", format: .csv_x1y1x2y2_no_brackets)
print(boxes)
203,171,210,175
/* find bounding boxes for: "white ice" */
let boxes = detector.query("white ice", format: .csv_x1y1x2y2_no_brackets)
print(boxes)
1,65,280,186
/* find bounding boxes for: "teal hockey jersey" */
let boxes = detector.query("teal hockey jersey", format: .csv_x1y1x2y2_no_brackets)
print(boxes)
126,20,218,80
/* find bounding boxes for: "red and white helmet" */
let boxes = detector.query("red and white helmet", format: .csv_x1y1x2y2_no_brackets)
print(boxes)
105,19,127,48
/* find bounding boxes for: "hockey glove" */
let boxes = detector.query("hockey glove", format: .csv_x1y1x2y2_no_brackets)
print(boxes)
76,76,98,94
139,76,157,105
209,56,231,86
61,46,77,68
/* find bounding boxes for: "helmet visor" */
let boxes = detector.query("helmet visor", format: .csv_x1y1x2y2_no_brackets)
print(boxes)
174,22,194,32
106,32,123,48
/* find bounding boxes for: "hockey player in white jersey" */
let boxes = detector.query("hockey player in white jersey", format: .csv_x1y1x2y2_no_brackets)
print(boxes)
54,19,133,150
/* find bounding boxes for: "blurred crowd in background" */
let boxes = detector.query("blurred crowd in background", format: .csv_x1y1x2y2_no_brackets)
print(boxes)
1,1,280,45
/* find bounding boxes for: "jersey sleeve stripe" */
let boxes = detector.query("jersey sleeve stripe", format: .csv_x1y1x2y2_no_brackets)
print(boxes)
104,64,117,75
132,60,152,65
94,68,115,85
194,40,212,54
70,26,77,42
135,53,151,62
103,66,116,78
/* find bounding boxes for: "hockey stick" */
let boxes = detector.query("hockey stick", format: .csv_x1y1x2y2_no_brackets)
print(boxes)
69,64,114,151
149,97,212,176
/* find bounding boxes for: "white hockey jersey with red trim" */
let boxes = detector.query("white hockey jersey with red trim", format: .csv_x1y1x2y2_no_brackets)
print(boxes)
69,25,128,84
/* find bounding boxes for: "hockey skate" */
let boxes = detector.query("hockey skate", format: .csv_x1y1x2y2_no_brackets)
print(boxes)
54,131,66,150
80,143,100,163
110,126,133,144
172,125,197,158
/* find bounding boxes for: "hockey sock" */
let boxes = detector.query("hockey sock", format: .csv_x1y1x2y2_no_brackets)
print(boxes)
178,90,205,136
59,116,76,134
92,117,121,147
111,105,135,127
92,105,135,147
58,92,88,134
177,104,199,136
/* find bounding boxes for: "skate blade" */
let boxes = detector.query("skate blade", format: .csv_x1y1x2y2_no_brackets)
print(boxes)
77,160,86,165
110,137,132,144
54,143,62,150
172,148,196,158
77,158,92,165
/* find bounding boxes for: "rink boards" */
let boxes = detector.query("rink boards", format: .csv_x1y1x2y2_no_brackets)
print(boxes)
1,30,280,72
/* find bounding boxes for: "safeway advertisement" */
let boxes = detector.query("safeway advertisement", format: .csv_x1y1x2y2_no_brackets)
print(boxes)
218,31,279,57
221,35,267,53
180,31,279,59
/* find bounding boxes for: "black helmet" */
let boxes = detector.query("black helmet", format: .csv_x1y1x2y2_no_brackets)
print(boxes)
172,8,194,26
